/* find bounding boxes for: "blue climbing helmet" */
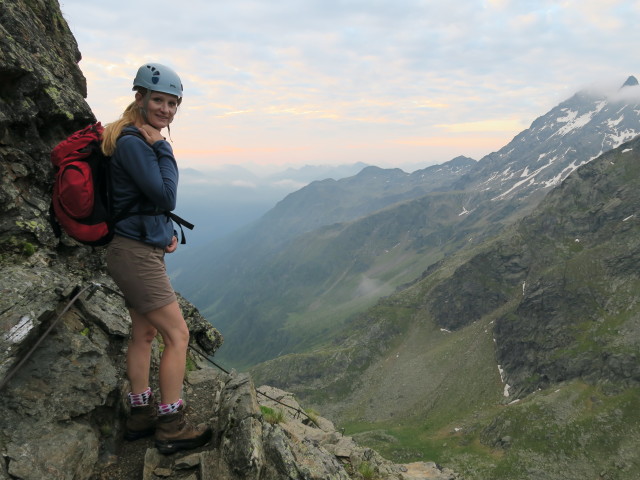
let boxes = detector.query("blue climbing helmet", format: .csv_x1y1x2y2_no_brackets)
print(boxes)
132,63,183,101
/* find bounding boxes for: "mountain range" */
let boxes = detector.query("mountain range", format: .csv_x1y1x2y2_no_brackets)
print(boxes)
252,133,640,479
167,161,370,250
170,76,640,478
171,76,640,368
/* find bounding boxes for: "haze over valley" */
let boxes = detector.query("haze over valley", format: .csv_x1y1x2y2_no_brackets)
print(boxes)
166,162,370,253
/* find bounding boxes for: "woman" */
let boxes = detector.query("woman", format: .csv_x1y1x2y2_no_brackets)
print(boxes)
103,63,211,454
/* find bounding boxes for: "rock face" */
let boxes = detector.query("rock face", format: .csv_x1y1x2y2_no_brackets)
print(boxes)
491,137,640,397
1,0,97,386
0,4,221,477
0,2,457,479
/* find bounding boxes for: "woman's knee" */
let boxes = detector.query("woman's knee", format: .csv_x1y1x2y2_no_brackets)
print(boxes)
132,325,158,344
166,322,189,349
143,326,159,343
144,302,190,348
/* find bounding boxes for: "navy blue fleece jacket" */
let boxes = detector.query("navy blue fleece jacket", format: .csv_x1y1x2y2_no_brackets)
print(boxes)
110,126,178,248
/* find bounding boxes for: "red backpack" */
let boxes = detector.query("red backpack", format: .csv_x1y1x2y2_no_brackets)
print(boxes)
50,122,134,246
50,122,194,246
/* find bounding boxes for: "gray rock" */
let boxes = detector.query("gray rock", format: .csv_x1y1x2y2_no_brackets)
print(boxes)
217,373,266,479
6,421,98,480
175,453,202,469
77,279,131,337
0,263,70,381
143,449,164,480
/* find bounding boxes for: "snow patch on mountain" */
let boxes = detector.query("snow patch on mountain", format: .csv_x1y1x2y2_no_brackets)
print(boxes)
607,128,638,147
474,82,640,203
607,115,624,128
554,101,607,137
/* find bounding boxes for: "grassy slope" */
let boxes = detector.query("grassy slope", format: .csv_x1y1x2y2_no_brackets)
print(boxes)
330,280,640,479
250,140,640,479
343,380,640,479
308,273,640,479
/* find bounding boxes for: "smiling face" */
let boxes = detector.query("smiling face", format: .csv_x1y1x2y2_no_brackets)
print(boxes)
136,90,179,130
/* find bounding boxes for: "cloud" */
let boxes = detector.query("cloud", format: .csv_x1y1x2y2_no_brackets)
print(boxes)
271,179,309,190
230,180,258,188
60,0,640,169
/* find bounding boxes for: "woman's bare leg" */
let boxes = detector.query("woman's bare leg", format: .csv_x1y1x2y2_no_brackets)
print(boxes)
127,309,158,394
133,301,189,404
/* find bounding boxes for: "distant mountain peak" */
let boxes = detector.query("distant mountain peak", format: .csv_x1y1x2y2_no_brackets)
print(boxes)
621,75,639,88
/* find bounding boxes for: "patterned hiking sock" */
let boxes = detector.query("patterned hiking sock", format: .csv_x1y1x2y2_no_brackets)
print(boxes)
158,398,183,415
128,387,152,407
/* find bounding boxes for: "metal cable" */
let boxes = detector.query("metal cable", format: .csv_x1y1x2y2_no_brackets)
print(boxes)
0,283,98,392
188,338,315,423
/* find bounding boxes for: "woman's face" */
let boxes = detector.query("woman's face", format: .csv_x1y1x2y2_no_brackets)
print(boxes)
136,91,179,130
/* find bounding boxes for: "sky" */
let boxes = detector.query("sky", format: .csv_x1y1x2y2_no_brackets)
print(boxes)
59,0,640,173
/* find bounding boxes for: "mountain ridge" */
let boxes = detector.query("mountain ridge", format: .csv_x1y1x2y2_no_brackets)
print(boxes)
251,136,640,479
173,77,640,368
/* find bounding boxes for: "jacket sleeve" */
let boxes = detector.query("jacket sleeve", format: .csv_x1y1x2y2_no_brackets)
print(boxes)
116,135,178,211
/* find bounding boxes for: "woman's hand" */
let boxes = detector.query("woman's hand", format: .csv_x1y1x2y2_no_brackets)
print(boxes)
138,124,165,145
165,236,178,253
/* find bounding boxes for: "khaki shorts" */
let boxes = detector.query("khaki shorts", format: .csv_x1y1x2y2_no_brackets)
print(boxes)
106,235,177,314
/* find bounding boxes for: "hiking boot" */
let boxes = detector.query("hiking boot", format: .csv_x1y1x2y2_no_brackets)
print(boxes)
155,404,212,455
124,404,156,440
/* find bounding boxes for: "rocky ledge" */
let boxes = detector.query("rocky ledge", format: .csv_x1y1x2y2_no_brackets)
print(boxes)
94,366,460,480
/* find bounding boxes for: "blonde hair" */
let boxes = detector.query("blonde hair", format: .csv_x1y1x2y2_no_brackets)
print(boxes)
101,100,146,156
